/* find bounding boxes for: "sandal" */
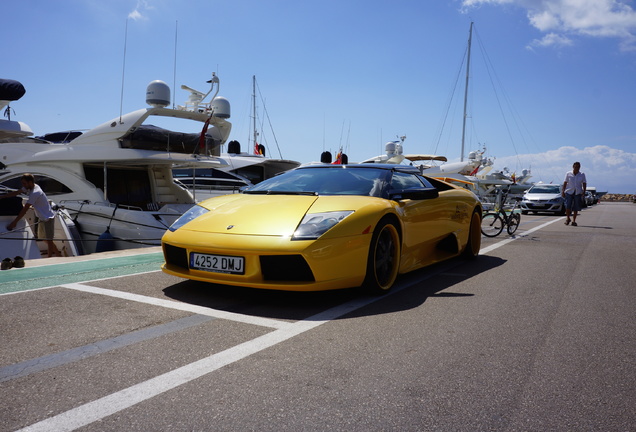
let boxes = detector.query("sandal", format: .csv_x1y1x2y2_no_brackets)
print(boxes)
13,256,25,268
564,219,570,225
1,258,13,270
571,222,577,226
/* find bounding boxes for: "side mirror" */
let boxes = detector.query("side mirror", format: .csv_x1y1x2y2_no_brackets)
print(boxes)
390,187,439,201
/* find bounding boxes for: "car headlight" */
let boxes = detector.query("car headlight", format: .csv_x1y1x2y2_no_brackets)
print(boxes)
292,211,353,240
168,205,209,232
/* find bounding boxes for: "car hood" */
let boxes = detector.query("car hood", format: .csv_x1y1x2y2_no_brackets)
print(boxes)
523,193,561,200
182,194,320,236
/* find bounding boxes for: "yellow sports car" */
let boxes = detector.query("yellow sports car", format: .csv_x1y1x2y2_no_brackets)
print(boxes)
162,164,482,293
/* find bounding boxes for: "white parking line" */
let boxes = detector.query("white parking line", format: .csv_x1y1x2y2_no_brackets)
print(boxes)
62,283,292,330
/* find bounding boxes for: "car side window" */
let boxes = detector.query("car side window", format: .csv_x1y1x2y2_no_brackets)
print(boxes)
422,176,452,191
390,172,425,190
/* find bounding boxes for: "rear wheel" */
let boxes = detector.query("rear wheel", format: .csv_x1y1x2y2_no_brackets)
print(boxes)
462,210,481,259
481,212,504,237
506,213,521,235
362,220,400,294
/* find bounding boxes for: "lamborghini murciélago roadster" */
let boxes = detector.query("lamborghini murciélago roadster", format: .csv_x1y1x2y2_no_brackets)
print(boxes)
161,164,482,293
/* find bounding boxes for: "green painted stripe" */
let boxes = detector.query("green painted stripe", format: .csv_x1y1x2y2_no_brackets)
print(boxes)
0,253,164,294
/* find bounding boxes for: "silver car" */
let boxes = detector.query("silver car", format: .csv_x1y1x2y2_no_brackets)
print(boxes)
520,184,565,215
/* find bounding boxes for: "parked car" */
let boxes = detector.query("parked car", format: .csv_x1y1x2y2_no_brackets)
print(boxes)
520,184,565,215
585,191,595,206
162,164,482,294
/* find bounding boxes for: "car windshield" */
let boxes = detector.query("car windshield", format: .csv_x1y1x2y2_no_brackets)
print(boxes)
244,166,391,197
528,185,560,194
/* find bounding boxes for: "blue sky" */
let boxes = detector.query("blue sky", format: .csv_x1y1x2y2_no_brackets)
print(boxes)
3,0,636,193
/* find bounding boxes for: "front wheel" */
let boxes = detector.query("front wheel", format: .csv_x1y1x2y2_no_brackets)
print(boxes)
506,213,521,235
481,212,504,237
362,220,401,294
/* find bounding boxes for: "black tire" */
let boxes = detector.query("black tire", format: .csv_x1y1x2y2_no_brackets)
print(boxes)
506,213,521,235
462,210,481,259
362,219,400,294
481,212,504,237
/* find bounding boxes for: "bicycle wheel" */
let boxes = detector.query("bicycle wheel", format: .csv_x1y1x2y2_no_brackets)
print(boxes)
506,213,521,235
481,212,504,237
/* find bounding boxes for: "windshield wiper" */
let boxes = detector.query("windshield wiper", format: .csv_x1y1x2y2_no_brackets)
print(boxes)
243,190,317,196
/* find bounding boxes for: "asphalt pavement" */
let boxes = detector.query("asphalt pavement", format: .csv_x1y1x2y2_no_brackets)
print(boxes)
1,202,634,431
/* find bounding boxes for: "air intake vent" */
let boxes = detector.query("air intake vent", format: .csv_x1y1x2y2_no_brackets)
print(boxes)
163,243,189,269
260,255,315,282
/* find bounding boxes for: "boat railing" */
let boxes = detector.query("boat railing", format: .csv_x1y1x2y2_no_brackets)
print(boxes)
59,200,143,212
58,199,195,215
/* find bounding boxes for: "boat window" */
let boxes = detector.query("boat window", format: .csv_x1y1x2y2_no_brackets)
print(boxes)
179,179,247,188
0,175,73,195
233,165,265,184
173,168,243,181
35,131,83,143
121,124,221,156
84,165,152,208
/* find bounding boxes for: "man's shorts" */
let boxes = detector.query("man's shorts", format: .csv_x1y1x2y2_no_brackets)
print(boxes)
37,217,56,239
564,193,583,211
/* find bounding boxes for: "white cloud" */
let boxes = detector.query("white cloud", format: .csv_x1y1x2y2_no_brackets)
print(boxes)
493,145,636,193
128,0,152,21
128,9,143,20
527,32,573,49
461,0,636,50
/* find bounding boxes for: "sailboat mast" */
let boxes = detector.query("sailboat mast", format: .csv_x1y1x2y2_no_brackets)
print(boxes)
460,21,473,163
252,75,258,151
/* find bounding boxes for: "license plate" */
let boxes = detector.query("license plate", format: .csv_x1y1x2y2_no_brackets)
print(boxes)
190,253,245,274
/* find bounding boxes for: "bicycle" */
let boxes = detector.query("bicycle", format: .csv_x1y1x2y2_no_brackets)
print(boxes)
481,188,522,237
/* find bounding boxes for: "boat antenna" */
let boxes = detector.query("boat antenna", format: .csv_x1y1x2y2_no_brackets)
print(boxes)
119,19,129,124
460,21,474,162
172,21,178,109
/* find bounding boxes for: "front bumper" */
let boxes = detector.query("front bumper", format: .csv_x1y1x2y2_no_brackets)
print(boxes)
161,230,371,291
520,201,564,213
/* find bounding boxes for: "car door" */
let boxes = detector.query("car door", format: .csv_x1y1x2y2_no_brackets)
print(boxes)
389,171,447,271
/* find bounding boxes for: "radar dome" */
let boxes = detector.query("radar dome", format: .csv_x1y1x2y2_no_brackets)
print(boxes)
211,96,230,118
146,80,171,108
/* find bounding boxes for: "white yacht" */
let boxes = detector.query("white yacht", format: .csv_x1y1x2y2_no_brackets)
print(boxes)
0,75,232,254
